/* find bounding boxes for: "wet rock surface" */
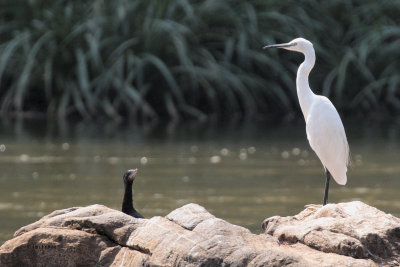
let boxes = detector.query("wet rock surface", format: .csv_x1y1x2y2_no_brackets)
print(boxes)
0,202,395,266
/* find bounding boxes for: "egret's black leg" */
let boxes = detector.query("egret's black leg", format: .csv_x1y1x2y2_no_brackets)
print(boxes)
323,169,331,206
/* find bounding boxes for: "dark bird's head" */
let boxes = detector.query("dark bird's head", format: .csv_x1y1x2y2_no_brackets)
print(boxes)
123,169,138,185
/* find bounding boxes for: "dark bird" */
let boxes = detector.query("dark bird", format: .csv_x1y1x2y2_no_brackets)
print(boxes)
122,169,144,218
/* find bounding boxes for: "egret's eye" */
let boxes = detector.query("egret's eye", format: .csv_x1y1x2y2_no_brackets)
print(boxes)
291,42,297,46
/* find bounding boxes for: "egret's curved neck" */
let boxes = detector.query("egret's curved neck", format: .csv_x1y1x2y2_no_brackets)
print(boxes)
296,47,316,120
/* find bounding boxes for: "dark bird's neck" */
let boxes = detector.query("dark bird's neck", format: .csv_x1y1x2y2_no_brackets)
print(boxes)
122,182,134,213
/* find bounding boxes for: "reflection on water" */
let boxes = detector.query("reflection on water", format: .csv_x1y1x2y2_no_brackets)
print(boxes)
1,119,400,245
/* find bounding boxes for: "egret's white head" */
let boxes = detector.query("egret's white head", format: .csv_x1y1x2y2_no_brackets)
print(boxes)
263,38,313,54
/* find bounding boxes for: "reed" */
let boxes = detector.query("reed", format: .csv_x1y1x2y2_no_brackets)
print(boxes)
0,0,399,121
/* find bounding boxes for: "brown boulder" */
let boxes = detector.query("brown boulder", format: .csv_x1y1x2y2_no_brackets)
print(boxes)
263,201,400,266
0,202,383,266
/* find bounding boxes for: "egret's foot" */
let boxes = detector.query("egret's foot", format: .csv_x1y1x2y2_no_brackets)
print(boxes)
304,204,322,210
298,204,323,219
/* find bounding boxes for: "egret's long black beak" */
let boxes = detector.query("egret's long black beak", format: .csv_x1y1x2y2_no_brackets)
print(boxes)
263,43,293,49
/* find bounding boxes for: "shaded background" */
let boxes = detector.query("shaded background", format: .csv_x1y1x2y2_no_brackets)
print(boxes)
1,0,400,121
1,0,400,245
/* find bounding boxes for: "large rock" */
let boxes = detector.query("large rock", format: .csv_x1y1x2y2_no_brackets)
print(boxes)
0,202,392,266
262,201,400,266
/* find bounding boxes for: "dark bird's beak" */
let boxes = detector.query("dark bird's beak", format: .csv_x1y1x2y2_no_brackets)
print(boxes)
128,169,138,179
263,43,294,49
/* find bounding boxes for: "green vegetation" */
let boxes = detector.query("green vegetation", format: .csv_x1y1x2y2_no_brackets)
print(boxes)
0,0,399,122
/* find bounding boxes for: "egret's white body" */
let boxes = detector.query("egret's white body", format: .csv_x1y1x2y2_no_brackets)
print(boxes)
305,96,349,185
264,38,349,203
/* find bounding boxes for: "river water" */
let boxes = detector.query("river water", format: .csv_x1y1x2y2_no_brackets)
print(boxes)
0,119,399,245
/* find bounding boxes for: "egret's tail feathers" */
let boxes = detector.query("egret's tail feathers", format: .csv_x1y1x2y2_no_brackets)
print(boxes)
326,165,347,185
335,175,347,185
331,169,347,185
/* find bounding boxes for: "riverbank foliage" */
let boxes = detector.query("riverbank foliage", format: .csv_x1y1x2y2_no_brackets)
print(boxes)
0,0,399,122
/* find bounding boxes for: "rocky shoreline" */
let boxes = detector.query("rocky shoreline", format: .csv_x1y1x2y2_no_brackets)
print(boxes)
1,201,399,266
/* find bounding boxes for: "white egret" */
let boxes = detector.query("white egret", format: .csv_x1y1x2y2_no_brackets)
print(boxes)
263,38,349,205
